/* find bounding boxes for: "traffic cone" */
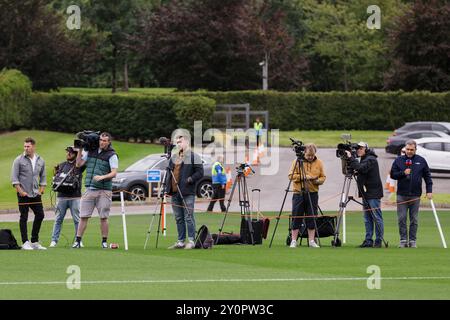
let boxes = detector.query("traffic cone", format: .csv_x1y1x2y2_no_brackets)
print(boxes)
225,167,232,192
252,148,260,166
389,176,396,193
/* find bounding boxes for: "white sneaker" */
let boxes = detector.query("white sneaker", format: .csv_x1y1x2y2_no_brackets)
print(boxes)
80,241,84,248
309,240,320,248
49,241,57,248
168,241,185,249
289,240,297,248
22,241,34,250
72,241,81,248
101,242,108,249
31,242,47,250
184,240,195,250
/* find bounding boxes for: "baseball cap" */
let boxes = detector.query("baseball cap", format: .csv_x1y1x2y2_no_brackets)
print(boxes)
357,141,368,149
65,146,77,153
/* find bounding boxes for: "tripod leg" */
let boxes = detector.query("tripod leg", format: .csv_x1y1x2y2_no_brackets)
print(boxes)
269,179,293,248
242,175,255,245
333,175,352,247
155,197,164,249
216,175,239,245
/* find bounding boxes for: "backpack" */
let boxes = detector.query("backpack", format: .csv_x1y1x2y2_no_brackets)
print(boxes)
0,229,21,250
195,225,213,249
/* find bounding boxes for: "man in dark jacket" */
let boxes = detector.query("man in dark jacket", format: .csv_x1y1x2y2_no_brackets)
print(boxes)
390,140,432,248
347,142,384,248
166,131,204,250
49,146,85,247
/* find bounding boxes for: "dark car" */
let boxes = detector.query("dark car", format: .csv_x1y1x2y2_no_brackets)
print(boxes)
385,130,450,155
112,153,213,202
393,122,450,136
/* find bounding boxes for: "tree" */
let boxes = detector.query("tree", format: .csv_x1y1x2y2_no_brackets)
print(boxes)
134,0,308,91
384,0,450,91
0,0,96,90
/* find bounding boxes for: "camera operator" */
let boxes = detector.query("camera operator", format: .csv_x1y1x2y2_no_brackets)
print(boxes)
73,132,118,249
289,143,326,248
49,146,86,247
166,131,204,250
345,142,384,248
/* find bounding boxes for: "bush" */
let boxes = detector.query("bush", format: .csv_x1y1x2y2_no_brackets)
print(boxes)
0,69,32,131
29,93,216,141
173,96,216,133
194,90,450,130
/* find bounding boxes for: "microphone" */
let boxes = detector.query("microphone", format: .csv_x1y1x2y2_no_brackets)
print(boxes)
405,159,412,179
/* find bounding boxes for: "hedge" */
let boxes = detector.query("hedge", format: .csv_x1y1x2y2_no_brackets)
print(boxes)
0,69,32,131
28,93,216,141
194,91,450,130
26,90,450,140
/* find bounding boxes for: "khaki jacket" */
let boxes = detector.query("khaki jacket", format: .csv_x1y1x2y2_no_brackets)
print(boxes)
288,157,326,193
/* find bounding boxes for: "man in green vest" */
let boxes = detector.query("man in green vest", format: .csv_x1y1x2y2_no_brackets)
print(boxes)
207,155,227,212
254,117,263,147
73,132,118,249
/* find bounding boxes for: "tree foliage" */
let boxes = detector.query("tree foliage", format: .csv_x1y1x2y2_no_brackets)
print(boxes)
384,0,450,91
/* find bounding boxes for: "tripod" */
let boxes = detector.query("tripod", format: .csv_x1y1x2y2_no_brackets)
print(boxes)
269,154,321,248
216,164,255,245
332,165,388,248
144,154,194,249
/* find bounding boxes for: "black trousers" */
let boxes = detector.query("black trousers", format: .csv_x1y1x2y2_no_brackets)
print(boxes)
292,192,318,230
17,195,45,243
207,184,226,212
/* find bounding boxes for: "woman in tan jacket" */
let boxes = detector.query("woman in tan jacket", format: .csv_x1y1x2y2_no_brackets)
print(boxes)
288,143,326,248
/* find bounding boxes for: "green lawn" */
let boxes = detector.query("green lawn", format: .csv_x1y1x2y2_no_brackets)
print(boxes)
0,210,449,299
0,130,163,210
277,130,391,148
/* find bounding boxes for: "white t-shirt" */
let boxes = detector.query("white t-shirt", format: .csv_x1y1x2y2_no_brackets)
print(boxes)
29,155,38,172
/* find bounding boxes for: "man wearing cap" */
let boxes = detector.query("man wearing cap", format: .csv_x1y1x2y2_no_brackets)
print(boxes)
390,140,432,248
346,142,385,248
49,146,86,247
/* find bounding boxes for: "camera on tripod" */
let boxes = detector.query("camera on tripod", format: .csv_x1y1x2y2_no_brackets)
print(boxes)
335,134,359,160
290,138,306,158
158,137,176,157
336,134,359,175
74,130,101,152
236,163,255,174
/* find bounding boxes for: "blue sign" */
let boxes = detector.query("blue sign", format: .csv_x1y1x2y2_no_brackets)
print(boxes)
147,170,161,183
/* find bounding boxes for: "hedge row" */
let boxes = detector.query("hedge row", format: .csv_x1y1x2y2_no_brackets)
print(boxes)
194,91,450,130
0,69,32,131
28,93,216,141
24,90,450,141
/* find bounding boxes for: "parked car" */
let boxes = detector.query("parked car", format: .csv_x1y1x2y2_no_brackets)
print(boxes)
414,137,450,173
385,131,450,155
393,121,450,136
112,153,213,202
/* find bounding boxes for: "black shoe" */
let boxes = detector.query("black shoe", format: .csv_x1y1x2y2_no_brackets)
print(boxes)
373,241,382,248
359,240,373,248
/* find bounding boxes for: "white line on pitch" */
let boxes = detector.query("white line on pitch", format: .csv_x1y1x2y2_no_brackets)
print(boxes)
1,276,450,286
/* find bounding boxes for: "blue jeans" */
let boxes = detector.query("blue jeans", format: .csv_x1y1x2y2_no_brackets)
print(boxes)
171,193,196,241
51,198,80,242
363,199,384,243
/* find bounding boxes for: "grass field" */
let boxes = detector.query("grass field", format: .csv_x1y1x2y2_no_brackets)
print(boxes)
0,130,163,210
0,210,449,300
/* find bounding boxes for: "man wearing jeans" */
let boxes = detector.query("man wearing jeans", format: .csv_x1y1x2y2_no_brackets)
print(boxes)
49,146,85,247
11,137,47,250
347,142,385,248
390,140,432,248
166,131,204,249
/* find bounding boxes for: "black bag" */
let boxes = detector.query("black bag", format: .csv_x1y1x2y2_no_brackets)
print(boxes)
0,229,21,250
240,218,263,245
212,232,242,245
286,215,337,246
195,225,213,249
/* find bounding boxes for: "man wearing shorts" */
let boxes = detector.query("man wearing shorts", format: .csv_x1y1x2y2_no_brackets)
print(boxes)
73,132,118,249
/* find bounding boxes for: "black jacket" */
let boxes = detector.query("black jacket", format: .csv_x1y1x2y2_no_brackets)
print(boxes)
348,149,384,200
54,161,85,198
166,151,204,196
390,154,432,196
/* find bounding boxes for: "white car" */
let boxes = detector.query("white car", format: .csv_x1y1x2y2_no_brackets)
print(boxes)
413,137,450,173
